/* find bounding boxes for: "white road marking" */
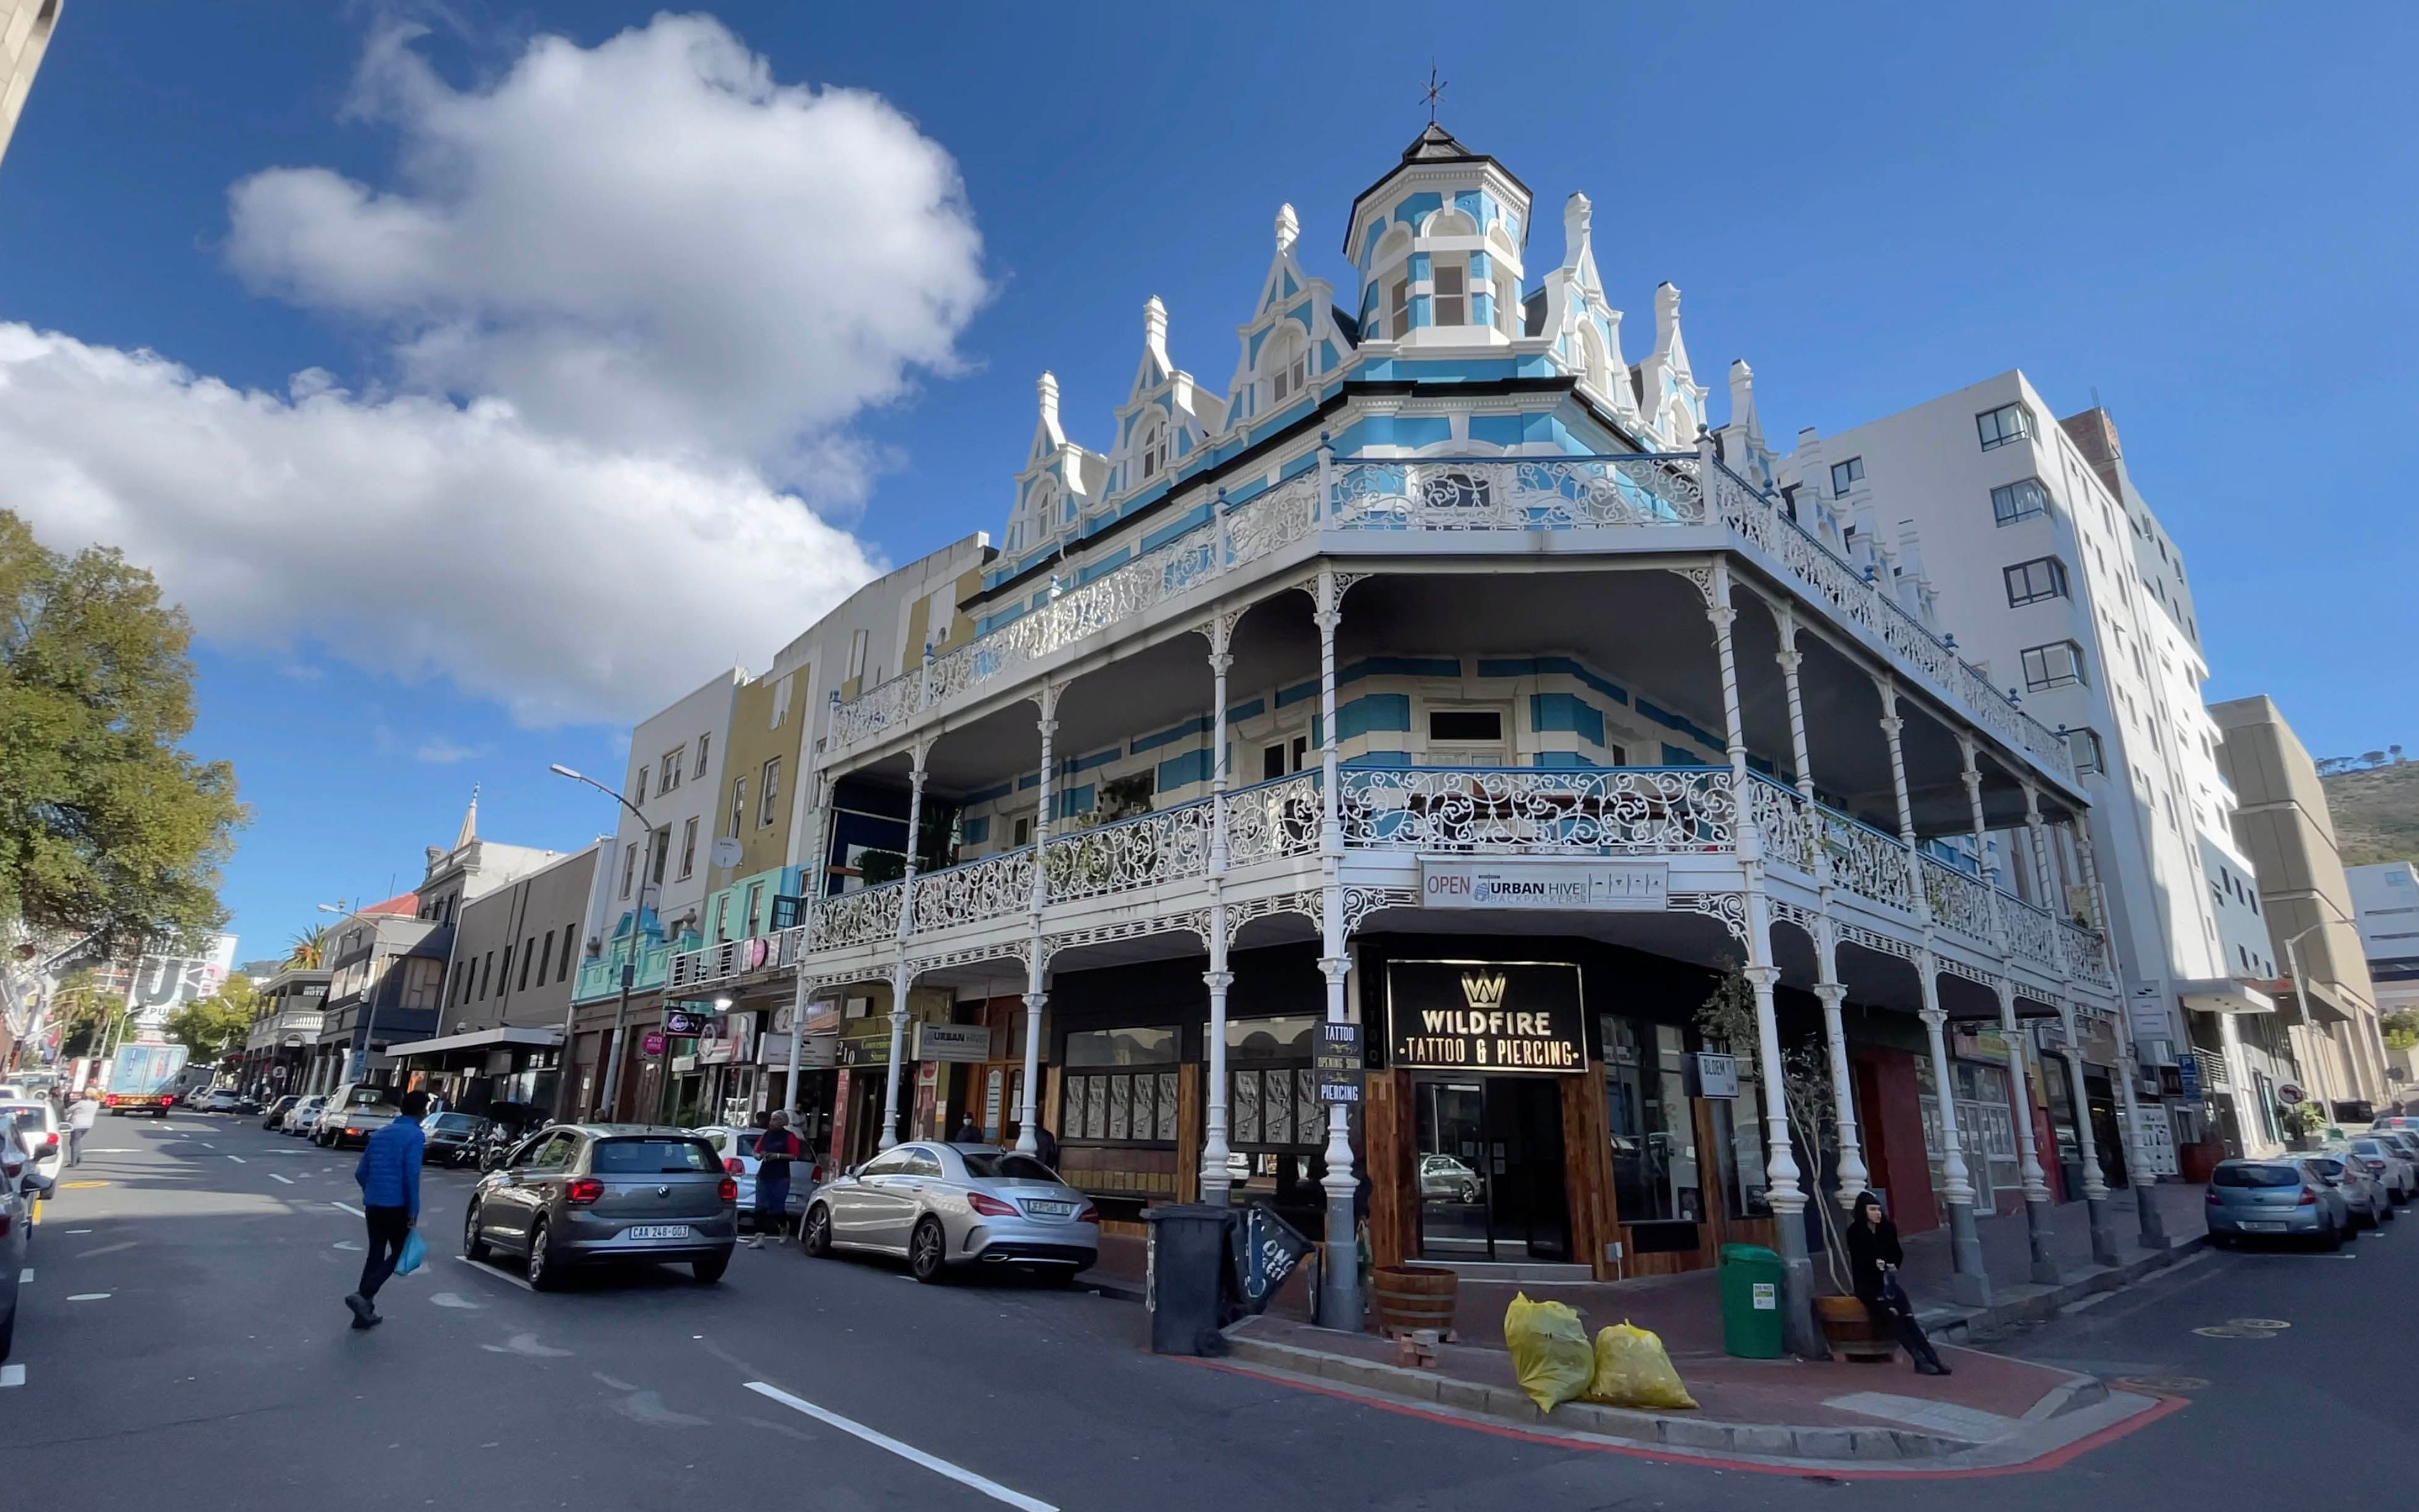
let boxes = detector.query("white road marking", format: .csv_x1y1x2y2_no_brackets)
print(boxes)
481,1331,570,1357
270,1174,295,1185
455,1256,535,1294
744,1381,1058,1511
66,1293,110,1302
430,1292,485,1310
63,1228,91,1235
226,1155,246,1164
200,1142,215,1150
331,1201,364,1217
0,1364,24,1388
18,1269,30,1284
74,1241,136,1258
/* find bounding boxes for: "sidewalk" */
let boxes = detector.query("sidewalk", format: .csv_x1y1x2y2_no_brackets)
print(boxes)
1081,1182,2209,1469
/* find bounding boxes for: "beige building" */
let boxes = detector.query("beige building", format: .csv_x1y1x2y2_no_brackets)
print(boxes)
2212,695,2391,1110
0,0,61,172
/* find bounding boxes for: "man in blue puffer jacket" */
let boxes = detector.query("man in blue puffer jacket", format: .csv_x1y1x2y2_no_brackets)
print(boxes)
345,1088,428,1329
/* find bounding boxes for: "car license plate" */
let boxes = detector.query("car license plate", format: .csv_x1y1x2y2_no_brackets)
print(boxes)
2240,1221,2287,1232
625,1225,691,1240
1022,1200,1073,1218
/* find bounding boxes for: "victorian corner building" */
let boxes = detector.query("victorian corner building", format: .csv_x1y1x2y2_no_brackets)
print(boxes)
577,123,2238,1341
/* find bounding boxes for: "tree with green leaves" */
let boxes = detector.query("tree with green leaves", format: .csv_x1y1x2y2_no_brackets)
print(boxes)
1,510,247,956
2383,1010,2419,1054
164,974,259,1061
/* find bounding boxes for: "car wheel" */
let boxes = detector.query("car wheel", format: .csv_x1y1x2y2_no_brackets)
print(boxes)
691,1252,730,1285
2382,1200,2399,1224
909,1218,949,1284
462,1201,492,1263
2320,1220,2345,1252
802,1204,834,1258
528,1217,565,1291
2207,1231,2235,1249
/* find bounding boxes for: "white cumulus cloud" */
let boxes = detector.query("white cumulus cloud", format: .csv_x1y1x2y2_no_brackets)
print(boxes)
2,14,989,726
226,15,988,471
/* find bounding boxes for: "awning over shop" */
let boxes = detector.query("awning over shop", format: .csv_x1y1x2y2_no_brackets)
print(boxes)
383,1026,563,1060
2178,977,2275,1015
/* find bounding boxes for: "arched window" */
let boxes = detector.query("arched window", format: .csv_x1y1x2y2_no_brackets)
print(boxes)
1137,419,1171,482
1264,326,1309,405
1575,325,1609,396
1426,207,1477,238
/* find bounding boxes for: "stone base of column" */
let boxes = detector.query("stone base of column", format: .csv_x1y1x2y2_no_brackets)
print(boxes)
1770,1210,1827,1359
2024,1197,2061,1285
1200,1172,1233,1207
2133,1181,2171,1250
1318,1184,1361,1331
1945,1199,1993,1307
2084,1195,2120,1267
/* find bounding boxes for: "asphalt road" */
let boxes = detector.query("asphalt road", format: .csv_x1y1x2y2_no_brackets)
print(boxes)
4,1116,2411,1511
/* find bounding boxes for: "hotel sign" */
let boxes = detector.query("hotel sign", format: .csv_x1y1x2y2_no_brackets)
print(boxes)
1387,960,1585,1074
1419,858,1668,911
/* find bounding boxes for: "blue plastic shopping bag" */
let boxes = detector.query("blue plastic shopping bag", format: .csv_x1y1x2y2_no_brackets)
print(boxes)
395,1228,428,1277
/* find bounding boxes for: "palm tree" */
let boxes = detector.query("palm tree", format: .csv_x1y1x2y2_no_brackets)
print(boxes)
284,926,329,970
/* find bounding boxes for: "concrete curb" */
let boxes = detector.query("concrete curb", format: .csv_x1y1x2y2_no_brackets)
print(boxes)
1917,1232,2210,1345
1218,1326,1983,1462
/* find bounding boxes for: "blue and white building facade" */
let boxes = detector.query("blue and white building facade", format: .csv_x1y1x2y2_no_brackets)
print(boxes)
690,127,2141,1341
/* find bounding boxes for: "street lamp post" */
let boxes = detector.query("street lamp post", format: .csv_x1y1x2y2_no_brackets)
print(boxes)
2282,922,2336,1128
551,764,649,1122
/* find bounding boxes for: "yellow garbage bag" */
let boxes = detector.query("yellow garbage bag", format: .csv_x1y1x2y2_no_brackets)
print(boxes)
1503,1293,1595,1413
1586,1320,1699,1410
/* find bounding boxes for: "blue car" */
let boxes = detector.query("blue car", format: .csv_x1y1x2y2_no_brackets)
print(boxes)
2206,1158,2351,1249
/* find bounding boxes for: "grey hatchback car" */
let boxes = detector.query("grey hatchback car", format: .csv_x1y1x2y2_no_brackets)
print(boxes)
2205,1158,2351,1249
463,1124,737,1289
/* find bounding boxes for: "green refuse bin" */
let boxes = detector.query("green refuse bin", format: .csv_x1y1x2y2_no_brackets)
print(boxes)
1718,1242,1785,1359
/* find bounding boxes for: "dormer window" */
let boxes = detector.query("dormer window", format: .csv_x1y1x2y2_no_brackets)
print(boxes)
1266,329,1309,405
1389,277,1410,338
1138,420,1170,482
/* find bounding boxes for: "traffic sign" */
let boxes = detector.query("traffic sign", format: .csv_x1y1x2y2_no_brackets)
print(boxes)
641,1031,667,1056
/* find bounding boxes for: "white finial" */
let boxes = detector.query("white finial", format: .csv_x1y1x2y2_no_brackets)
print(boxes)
1564,191,1591,240
1275,203,1299,253
1143,295,1169,358
1037,370,1060,425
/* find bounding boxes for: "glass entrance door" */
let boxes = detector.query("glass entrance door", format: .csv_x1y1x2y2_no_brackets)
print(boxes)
1414,1076,1573,1262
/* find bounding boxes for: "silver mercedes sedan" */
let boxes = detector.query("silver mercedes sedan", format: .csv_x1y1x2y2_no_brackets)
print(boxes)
802,1141,1099,1284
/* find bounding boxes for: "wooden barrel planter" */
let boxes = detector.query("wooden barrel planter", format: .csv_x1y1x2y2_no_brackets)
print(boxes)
1814,1294,1897,1363
1372,1264,1459,1339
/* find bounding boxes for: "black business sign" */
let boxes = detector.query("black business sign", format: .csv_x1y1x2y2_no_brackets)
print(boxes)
1387,960,1585,1073
1314,1022,1364,1103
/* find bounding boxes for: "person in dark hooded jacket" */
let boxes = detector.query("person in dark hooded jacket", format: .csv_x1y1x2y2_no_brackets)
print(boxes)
1843,1190,1949,1375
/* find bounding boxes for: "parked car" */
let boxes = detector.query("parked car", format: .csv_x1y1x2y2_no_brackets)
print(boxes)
1419,1153,1483,1204
691,1125,818,1227
1,1133,53,1359
2340,1136,2417,1202
421,1112,492,1168
192,1089,245,1114
2205,1158,2352,1248
2362,1128,2419,1181
312,1084,402,1148
461,1124,736,1289
261,1095,300,1130
1,1101,63,1184
2304,1151,2390,1228
2369,1114,2419,1135
802,1141,1100,1284
279,1096,327,1135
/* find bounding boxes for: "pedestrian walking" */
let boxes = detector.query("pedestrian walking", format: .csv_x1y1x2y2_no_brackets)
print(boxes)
345,1089,428,1330
1844,1191,1950,1376
1032,1122,1058,1171
65,1092,97,1166
748,1111,803,1248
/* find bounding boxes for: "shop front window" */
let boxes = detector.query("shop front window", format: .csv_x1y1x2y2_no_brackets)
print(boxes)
1227,1015,1321,1152
1709,1088,1769,1218
1603,1017,1701,1224
1061,1026,1179,1145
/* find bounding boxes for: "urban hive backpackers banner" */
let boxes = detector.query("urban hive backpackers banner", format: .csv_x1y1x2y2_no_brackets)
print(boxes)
1388,961,1585,1073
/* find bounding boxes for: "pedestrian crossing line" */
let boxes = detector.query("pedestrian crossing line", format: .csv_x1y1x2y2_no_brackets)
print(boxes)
331,1201,364,1217
744,1380,1058,1511
270,1174,295,1185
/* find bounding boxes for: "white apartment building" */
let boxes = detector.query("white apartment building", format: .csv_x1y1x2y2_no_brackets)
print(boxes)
2349,862,2419,1025
0,0,61,174
1781,379,2273,1161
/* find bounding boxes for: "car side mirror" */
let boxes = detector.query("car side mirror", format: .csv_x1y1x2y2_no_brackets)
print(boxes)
21,1171,53,1196
845,1164,862,1179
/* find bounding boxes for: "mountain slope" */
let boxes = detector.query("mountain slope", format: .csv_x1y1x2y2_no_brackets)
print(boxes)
2323,760,2419,866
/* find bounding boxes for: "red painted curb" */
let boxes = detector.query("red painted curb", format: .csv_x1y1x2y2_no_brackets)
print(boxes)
1176,1356,2192,1479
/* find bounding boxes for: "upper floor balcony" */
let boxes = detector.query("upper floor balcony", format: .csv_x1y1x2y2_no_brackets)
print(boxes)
826,447,2079,792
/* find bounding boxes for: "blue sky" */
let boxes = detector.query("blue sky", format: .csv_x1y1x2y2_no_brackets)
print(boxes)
1,2,2409,962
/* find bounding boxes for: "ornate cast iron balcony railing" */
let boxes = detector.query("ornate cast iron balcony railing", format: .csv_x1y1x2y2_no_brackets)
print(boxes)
911,845,1036,934
1337,766,1736,854
1223,771,1323,867
1043,800,1217,905
1922,854,1996,942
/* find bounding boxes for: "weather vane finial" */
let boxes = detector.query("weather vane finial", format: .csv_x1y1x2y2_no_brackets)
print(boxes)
1421,61,1446,124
